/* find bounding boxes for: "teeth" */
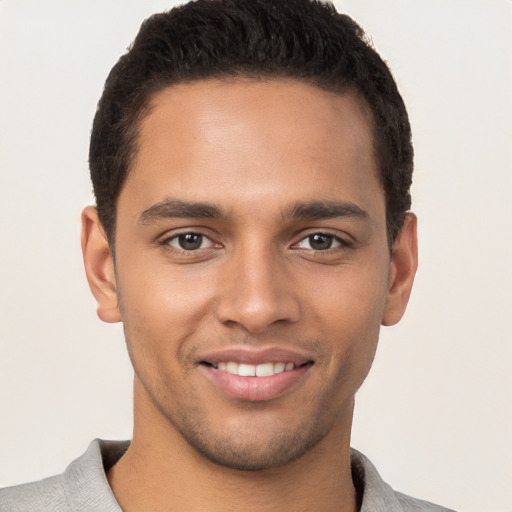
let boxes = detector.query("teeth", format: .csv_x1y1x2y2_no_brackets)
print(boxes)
238,363,256,377
256,363,274,377
226,361,238,374
213,361,296,377
274,362,285,374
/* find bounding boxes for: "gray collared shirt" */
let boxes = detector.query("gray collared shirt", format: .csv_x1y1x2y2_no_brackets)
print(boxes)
0,439,456,511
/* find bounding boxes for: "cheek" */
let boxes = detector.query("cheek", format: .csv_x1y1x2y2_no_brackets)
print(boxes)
116,261,215,369
302,262,388,372
304,260,389,326
119,255,214,322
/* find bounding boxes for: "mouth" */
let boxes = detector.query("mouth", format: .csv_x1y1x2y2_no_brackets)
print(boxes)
197,348,314,401
201,360,312,377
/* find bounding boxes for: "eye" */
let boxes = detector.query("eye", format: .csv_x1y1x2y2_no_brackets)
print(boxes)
296,233,344,251
167,233,213,251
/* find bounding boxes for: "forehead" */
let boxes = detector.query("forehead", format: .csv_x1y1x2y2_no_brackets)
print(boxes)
121,79,383,224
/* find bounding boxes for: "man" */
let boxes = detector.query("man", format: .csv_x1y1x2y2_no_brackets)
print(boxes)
0,1,455,510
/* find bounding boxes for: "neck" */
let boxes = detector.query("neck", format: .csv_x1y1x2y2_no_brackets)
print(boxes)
108,379,358,512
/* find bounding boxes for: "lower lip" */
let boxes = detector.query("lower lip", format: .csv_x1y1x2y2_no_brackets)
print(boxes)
199,364,312,402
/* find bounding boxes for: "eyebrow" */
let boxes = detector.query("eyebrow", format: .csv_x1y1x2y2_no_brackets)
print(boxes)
139,198,226,224
139,198,369,225
284,201,369,221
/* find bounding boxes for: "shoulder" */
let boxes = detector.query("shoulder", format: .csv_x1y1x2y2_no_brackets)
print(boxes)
0,439,128,512
395,491,457,511
351,448,457,512
0,474,68,511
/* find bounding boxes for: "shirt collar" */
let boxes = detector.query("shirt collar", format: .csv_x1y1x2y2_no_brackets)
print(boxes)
65,440,408,512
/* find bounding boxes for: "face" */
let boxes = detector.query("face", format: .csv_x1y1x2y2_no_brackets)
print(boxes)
83,79,416,471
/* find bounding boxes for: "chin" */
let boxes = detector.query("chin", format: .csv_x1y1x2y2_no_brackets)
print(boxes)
184,427,322,471
165,404,332,471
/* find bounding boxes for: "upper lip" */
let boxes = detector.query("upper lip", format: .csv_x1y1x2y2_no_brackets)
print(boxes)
198,347,314,367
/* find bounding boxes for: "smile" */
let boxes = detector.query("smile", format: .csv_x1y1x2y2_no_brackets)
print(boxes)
210,361,296,377
199,350,314,401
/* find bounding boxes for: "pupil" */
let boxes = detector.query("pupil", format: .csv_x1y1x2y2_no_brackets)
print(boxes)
179,233,202,250
310,234,332,250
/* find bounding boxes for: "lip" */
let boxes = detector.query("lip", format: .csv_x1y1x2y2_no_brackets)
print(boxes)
198,346,313,367
197,347,314,402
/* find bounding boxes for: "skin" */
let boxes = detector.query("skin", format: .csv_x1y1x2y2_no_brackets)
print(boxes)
82,79,417,512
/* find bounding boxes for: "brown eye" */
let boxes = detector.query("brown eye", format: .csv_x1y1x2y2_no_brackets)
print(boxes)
297,233,342,251
169,233,208,251
308,234,334,250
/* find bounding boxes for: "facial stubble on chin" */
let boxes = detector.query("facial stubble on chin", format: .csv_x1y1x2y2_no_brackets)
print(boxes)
148,386,331,472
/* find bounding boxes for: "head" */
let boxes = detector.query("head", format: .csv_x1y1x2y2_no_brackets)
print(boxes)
89,0,413,250
82,0,417,473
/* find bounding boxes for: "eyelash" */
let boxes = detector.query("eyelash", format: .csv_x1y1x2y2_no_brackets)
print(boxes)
160,232,219,255
160,230,352,255
292,232,352,253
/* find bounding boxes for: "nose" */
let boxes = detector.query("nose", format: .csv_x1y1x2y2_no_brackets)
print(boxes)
214,243,301,333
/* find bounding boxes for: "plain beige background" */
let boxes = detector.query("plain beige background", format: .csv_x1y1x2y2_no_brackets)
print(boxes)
0,1,511,511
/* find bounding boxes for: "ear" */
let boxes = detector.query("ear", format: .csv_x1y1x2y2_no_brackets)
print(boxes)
382,212,418,326
81,206,121,323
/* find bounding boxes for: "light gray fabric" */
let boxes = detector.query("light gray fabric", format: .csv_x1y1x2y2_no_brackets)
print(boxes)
0,439,456,511
0,440,126,512
350,450,456,512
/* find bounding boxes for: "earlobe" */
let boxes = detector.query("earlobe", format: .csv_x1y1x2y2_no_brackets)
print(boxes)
81,206,121,323
382,212,418,327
